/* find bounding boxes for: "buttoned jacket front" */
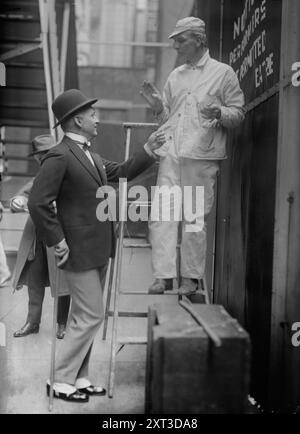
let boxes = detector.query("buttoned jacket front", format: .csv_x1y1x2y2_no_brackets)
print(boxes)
28,136,154,271
155,51,245,159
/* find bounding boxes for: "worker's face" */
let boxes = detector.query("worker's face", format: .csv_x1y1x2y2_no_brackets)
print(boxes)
172,31,201,62
74,107,99,139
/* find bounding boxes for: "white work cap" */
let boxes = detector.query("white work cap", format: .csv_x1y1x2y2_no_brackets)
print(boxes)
168,16,206,39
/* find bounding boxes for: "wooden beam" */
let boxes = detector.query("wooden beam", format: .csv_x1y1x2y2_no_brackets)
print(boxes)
0,42,41,61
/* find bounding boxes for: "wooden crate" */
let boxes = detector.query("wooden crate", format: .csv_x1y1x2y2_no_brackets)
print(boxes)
145,303,250,414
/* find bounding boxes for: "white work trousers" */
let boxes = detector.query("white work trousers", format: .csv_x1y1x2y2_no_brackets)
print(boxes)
149,155,219,279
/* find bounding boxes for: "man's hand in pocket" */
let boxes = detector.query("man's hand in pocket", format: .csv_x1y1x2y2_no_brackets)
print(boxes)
54,238,69,268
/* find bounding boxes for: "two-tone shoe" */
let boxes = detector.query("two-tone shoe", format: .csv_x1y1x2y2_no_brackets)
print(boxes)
78,385,106,396
46,384,89,403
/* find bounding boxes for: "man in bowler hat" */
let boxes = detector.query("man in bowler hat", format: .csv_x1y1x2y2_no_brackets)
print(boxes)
28,89,165,402
11,135,70,339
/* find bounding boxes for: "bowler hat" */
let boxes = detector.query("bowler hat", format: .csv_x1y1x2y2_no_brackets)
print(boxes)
168,17,206,39
52,89,98,128
29,134,56,156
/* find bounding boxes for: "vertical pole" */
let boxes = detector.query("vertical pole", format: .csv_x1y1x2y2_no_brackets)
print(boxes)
108,127,131,398
102,257,114,340
60,1,70,92
209,0,224,302
124,126,131,161
48,0,61,98
48,259,59,412
219,0,224,61
0,127,6,200
39,0,56,135
107,237,119,398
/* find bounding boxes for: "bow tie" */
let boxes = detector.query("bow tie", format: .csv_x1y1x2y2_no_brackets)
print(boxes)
82,142,90,151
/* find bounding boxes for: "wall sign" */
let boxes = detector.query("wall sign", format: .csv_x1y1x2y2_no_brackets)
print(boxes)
223,0,282,103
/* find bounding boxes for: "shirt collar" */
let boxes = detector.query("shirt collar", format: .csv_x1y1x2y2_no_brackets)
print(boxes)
65,132,91,147
183,50,210,70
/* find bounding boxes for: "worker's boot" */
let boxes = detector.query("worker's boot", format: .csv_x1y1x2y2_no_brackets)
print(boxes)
178,278,198,296
148,278,173,294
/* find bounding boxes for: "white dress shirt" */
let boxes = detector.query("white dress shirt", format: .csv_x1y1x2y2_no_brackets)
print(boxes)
65,132,95,167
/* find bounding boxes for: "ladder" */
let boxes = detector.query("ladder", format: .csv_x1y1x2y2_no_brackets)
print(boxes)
105,122,211,398
106,122,157,398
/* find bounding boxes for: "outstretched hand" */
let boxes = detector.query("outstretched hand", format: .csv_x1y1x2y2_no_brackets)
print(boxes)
140,81,164,114
147,131,166,152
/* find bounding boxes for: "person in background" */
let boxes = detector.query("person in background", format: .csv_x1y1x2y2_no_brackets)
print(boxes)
11,135,70,339
141,17,245,296
0,201,11,287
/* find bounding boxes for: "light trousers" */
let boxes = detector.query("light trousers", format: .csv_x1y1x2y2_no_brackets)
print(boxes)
54,264,107,385
149,155,219,279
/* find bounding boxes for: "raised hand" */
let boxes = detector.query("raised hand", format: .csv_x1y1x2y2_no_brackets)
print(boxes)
140,81,164,113
147,131,166,152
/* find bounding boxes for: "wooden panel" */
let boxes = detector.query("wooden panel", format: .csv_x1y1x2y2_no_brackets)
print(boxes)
1,20,40,41
0,88,47,106
195,0,282,412
5,65,45,88
214,95,279,409
269,0,300,412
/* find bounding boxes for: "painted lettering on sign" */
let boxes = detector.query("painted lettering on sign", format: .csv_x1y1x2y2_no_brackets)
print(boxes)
224,0,282,103
229,0,273,89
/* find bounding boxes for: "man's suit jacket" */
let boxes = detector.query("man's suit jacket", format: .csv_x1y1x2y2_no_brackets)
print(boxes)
28,136,154,271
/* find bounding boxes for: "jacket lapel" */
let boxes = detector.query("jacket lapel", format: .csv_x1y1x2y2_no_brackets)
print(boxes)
91,152,107,185
64,137,102,185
